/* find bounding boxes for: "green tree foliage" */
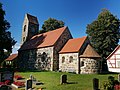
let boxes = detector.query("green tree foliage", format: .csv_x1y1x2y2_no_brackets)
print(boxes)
86,9,120,68
39,18,65,33
0,3,16,62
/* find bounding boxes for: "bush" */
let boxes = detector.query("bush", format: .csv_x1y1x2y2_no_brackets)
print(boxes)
102,76,119,90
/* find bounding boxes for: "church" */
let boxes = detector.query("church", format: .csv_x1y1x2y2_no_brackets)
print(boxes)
16,13,102,74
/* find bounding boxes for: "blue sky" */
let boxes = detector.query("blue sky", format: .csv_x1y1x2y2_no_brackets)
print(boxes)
1,0,120,53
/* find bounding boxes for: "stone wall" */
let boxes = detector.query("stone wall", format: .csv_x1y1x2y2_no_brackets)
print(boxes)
36,47,54,71
53,28,72,71
18,49,37,70
59,53,79,74
18,47,54,70
21,14,39,45
80,58,101,74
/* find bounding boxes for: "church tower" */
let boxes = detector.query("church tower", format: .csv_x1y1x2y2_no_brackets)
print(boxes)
21,13,39,45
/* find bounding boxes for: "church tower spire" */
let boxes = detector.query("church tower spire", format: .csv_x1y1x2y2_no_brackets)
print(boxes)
21,13,39,45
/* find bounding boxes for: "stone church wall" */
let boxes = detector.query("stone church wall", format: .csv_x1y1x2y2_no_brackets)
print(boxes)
59,53,79,74
18,49,37,70
53,28,73,71
18,47,54,71
36,47,54,71
80,58,101,74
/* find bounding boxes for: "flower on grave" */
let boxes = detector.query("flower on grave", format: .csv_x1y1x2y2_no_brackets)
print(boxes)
4,80,11,85
0,82,5,85
0,80,11,85
114,85,120,90
14,75,23,80
13,81,25,87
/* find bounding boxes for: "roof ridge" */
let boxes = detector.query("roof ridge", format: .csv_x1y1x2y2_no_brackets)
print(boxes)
26,13,37,18
34,26,67,37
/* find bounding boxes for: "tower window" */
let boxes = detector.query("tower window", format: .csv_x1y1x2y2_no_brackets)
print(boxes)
24,25,26,32
23,37,25,42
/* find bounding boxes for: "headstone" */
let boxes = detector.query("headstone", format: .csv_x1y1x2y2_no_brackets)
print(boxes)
93,78,99,90
26,79,32,90
60,74,67,84
0,68,14,83
30,74,32,80
118,74,120,82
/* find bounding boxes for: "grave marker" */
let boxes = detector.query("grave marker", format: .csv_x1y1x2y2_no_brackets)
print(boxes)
118,74,120,82
93,78,99,90
0,68,14,83
26,79,32,90
60,74,67,84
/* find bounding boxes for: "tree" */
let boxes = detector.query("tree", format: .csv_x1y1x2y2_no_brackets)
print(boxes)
0,3,16,63
39,18,65,33
86,9,120,71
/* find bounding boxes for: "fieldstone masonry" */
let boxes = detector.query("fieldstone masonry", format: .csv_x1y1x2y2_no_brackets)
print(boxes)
59,53,79,74
80,58,101,74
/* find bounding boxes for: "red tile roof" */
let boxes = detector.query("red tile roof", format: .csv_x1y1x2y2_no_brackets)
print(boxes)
27,13,39,25
6,54,18,61
80,44,101,58
19,26,67,50
59,36,87,53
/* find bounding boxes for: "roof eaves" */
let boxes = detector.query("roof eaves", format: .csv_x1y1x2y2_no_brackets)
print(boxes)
106,45,120,60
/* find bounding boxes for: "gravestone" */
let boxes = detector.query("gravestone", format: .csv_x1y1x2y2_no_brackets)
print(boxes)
60,74,67,84
118,74,120,82
26,79,32,90
93,78,99,90
0,68,14,83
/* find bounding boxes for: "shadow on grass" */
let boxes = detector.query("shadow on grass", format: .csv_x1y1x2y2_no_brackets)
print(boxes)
98,71,119,75
67,81,78,84
16,69,50,73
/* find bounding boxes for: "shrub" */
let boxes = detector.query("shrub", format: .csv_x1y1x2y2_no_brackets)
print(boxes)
102,76,119,90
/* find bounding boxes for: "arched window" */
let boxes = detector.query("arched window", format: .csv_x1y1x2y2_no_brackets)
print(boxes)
69,56,73,63
23,37,25,42
62,56,65,63
41,52,47,62
81,61,84,66
24,25,26,32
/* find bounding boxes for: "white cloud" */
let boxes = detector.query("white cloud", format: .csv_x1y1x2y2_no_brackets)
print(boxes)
12,43,20,54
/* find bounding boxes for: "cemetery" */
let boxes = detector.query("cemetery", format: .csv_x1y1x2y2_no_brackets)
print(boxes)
0,69,120,90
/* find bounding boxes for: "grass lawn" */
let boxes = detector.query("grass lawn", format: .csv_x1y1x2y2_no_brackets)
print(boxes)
15,71,118,90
